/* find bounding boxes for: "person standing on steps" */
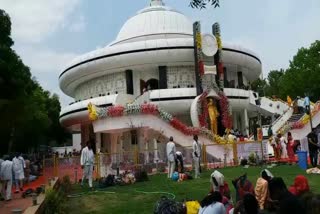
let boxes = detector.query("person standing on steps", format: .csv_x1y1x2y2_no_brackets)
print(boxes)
166,136,176,178
80,140,95,189
192,135,201,179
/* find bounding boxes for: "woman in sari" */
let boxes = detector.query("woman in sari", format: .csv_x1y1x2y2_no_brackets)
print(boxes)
288,175,310,197
287,132,295,163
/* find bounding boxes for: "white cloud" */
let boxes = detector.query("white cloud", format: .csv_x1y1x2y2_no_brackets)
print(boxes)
68,15,86,33
13,46,77,106
15,46,77,74
1,0,82,43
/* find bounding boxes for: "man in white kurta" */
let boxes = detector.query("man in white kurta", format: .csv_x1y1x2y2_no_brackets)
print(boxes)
166,137,176,178
0,158,13,201
81,142,95,188
192,135,201,178
12,153,25,192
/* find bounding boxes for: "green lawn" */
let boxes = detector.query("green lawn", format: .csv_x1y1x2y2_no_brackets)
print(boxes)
66,165,320,214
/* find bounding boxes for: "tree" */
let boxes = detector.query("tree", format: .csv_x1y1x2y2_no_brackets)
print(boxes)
189,0,220,9
0,9,70,155
279,40,320,101
258,41,320,101
250,78,267,96
264,69,284,97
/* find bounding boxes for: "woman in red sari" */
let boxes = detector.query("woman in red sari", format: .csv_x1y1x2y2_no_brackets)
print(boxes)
289,175,310,196
274,135,282,160
287,132,295,163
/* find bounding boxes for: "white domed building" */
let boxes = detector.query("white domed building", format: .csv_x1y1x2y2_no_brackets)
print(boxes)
59,0,289,173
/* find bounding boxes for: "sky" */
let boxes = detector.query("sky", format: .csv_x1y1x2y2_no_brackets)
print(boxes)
1,0,320,107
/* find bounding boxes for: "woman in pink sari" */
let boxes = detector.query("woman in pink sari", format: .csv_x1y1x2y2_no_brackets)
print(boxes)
287,132,295,163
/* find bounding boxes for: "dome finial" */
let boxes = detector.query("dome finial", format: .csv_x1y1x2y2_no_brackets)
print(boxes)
150,0,165,6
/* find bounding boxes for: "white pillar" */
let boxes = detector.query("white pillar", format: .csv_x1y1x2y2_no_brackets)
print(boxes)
110,133,119,163
119,133,123,163
243,108,249,136
143,129,149,164
233,112,238,130
95,133,101,154
153,138,159,163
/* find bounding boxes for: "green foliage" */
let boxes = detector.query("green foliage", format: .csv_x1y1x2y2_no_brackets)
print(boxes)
252,40,320,101
250,79,267,96
189,0,220,9
0,9,70,154
248,153,256,164
44,189,67,214
60,175,72,194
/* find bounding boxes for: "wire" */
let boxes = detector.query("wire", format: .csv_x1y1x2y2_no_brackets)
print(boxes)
134,189,176,199
67,189,116,198
67,188,176,200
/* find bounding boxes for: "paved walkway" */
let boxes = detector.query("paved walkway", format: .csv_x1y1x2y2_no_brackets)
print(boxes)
0,176,45,214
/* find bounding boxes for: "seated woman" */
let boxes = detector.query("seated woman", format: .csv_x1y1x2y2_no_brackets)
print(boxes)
288,175,310,197
210,170,233,213
199,191,225,214
230,193,260,214
255,169,273,210
232,173,255,203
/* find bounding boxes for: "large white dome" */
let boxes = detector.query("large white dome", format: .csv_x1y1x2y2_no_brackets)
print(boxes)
114,0,193,44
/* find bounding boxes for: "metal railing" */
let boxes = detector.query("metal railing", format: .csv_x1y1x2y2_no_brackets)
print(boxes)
43,141,266,181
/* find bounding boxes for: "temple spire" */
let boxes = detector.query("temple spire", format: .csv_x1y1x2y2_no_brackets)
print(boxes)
150,0,165,6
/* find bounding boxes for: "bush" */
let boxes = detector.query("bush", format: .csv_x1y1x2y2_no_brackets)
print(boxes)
44,189,66,214
248,153,256,165
240,159,248,166
134,169,149,182
60,175,72,194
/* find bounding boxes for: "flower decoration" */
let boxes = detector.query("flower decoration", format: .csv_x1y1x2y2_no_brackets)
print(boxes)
107,105,125,117
87,103,217,141
197,91,209,128
218,92,233,129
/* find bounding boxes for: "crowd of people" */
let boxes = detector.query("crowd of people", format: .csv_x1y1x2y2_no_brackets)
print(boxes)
268,128,320,167
0,153,41,201
156,168,318,214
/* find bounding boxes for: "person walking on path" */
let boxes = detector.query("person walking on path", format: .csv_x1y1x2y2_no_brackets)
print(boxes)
0,156,13,201
80,141,95,189
12,153,25,193
192,135,201,178
166,136,176,178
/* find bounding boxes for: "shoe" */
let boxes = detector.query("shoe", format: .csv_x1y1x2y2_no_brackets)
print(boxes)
15,190,19,193
6,199,11,202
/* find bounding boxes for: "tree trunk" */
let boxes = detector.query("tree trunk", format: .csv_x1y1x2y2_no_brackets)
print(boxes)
7,126,15,153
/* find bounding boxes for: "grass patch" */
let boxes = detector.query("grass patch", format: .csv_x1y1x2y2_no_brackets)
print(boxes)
66,165,320,214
